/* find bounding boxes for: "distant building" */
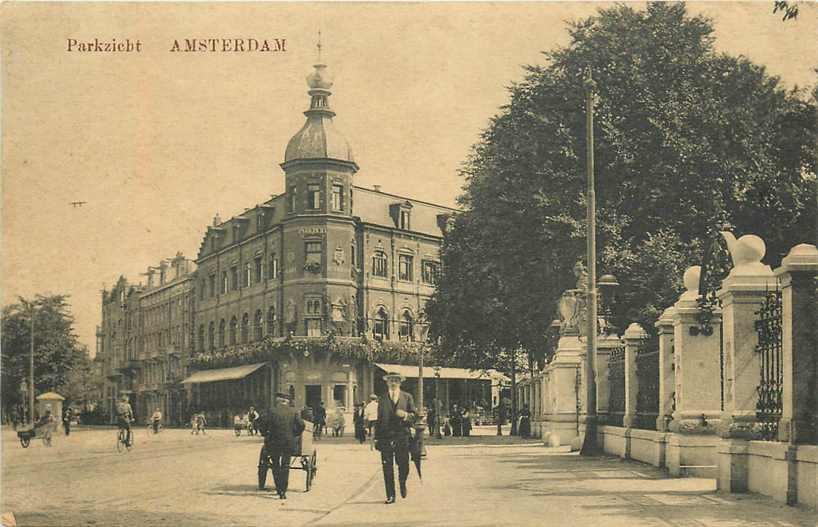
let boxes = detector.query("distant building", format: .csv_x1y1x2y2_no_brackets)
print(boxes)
97,253,195,424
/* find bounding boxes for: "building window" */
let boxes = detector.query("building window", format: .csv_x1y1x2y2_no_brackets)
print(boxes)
422,260,440,285
209,274,216,297
267,307,276,336
221,271,229,294
399,311,413,341
288,187,296,212
218,319,226,347
208,322,215,350
241,313,249,344
398,254,414,281
229,317,237,345
400,210,411,230
331,184,344,211
269,253,279,279
305,241,322,268
373,307,389,341
230,266,239,290
372,250,387,278
254,256,263,283
254,310,263,341
305,297,322,316
306,319,321,337
199,280,205,301
307,184,320,210
198,325,205,352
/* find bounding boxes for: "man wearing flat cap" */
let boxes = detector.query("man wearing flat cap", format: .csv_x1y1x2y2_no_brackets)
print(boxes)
257,392,305,500
375,371,417,504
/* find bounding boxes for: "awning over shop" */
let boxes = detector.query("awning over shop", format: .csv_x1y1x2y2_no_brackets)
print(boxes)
181,363,267,385
374,363,505,381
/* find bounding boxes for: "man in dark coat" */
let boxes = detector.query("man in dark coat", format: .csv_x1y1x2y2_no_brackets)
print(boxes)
374,371,416,504
257,393,305,500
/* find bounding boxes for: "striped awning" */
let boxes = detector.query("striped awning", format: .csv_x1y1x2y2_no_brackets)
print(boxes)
181,363,267,384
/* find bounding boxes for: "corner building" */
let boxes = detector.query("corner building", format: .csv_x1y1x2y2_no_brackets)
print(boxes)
188,60,454,420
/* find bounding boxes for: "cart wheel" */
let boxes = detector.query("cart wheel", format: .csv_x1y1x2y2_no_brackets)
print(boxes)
20,437,30,448
258,463,269,490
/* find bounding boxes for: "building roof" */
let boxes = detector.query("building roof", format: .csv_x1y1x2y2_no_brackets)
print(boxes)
36,392,65,400
353,186,456,238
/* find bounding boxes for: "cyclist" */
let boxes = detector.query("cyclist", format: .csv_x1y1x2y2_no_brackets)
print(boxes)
116,394,134,447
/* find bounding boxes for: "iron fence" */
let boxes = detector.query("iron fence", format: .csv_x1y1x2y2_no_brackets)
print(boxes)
635,337,660,430
607,345,625,427
754,288,783,441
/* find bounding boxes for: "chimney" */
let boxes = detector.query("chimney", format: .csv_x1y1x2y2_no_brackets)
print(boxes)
213,213,222,227
373,185,382,192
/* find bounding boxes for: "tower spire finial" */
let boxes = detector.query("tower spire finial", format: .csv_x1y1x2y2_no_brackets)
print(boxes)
317,29,322,63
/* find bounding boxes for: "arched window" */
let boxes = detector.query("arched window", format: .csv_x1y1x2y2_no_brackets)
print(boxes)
230,316,238,345
399,311,413,341
198,325,205,352
218,319,226,347
267,306,276,336
241,313,250,344
373,307,389,341
208,321,215,350
254,310,263,341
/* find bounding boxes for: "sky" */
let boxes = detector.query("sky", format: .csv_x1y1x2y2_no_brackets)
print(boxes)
2,1,816,355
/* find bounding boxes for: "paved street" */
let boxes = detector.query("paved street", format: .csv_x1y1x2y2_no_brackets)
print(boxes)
2,425,816,527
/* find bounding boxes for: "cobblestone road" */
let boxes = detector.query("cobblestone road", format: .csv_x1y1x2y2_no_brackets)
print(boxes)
2,426,816,526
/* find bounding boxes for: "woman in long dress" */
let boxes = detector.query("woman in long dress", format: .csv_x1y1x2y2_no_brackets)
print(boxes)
450,404,462,437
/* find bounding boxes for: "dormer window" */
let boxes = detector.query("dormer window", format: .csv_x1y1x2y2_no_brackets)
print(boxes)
389,201,413,230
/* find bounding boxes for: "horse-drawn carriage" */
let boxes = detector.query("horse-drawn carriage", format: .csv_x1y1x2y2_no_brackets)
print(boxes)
258,420,318,492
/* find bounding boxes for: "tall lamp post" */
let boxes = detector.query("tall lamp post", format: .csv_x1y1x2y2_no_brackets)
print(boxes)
580,66,599,456
433,366,442,438
415,322,431,457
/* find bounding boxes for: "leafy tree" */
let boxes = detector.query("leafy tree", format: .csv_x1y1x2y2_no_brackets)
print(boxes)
428,2,816,384
1,295,86,420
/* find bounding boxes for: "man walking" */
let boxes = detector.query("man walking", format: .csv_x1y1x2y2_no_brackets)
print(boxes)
257,393,305,501
375,372,416,504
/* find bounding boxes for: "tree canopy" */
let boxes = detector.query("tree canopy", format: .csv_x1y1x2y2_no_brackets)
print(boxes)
1,294,89,418
426,2,816,369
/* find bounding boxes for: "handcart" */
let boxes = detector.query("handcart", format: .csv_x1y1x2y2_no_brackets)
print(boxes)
258,420,318,492
17,419,56,448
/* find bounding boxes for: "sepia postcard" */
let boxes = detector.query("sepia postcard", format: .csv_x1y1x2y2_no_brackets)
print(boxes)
2,2,817,526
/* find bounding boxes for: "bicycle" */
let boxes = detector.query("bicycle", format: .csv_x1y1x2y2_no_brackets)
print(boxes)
116,427,134,453
146,421,162,437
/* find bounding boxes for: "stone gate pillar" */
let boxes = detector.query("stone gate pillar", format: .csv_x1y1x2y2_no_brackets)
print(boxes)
667,265,722,477
776,243,818,444
717,234,777,438
656,307,675,431
623,323,647,428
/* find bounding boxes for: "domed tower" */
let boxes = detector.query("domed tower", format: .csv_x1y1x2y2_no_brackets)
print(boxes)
279,52,360,339
281,59,358,216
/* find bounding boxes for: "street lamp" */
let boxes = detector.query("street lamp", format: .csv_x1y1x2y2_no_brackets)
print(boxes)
433,366,442,439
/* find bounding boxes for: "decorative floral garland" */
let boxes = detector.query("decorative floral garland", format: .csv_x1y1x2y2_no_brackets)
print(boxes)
189,332,431,370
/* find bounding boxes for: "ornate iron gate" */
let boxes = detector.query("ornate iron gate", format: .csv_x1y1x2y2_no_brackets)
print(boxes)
635,337,660,430
754,288,783,441
607,345,625,427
